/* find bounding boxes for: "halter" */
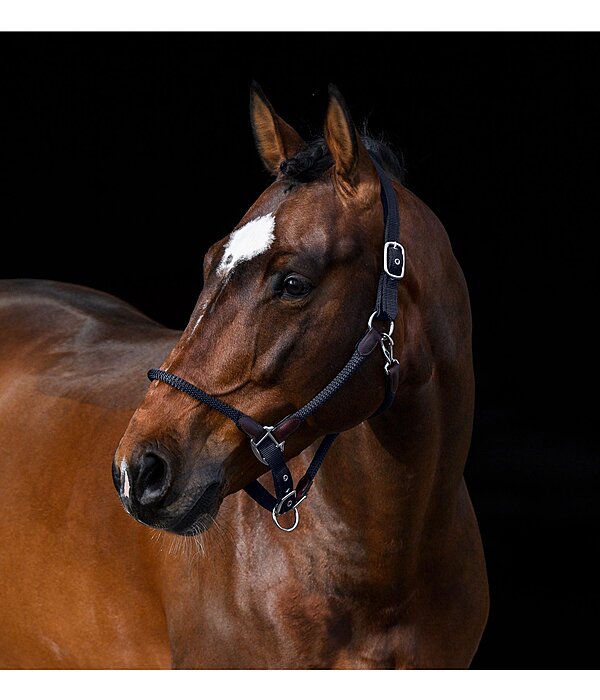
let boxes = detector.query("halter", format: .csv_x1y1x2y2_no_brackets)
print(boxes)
147,160,405,532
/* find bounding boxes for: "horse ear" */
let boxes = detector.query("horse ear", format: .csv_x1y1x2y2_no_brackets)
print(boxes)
249,82,305,176
324,84,378,203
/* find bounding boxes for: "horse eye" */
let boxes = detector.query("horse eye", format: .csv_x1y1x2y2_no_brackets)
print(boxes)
281,274,312,299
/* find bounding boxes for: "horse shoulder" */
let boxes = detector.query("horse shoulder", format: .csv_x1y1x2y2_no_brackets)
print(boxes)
0,279,178,668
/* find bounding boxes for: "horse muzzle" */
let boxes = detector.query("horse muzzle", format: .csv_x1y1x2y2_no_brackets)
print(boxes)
112,445,224,535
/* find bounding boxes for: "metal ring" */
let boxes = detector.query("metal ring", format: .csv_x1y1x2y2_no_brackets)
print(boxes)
367,312,394,338
272,506,300,532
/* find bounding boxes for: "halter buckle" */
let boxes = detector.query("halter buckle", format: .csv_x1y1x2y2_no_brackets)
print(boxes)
273,489,297,516
250,426,285,465
384,241,406,280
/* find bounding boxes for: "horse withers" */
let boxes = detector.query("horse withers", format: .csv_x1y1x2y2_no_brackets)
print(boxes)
0,85,488,668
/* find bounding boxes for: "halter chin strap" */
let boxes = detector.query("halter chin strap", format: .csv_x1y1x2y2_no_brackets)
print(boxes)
147,159,404,532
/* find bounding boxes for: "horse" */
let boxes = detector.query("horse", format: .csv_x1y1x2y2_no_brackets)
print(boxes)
0,84,488,668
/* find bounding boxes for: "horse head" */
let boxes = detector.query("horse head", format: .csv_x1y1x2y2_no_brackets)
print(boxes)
114,85,409,534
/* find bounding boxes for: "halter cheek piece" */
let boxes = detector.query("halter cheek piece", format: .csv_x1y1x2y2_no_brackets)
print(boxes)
148,160,405,532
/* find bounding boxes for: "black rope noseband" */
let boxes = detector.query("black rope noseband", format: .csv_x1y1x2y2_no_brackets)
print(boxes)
147,159,405,532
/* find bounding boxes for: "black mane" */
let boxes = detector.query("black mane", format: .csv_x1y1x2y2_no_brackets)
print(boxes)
280,132,405,185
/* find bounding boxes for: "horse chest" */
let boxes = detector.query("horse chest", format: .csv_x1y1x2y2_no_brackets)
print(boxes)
164,545,409,669
168,593,405,669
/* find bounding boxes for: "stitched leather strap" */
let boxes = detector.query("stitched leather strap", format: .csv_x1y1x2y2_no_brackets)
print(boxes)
372,159,403,323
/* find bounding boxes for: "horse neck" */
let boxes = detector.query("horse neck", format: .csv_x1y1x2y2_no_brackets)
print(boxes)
308,375,470,612
306,211,474,602
307,391,442,600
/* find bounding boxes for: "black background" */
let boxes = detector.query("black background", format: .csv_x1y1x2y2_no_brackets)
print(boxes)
1,33,597,668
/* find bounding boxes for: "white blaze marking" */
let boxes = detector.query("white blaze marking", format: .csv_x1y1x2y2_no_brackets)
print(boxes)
120,458,130,499
217,212,276,278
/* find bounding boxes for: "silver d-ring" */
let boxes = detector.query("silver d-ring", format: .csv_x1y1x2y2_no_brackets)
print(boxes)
368,312,394,339
272,506,300,532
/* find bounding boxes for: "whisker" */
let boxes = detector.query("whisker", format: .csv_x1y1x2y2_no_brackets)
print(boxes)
190,525,205,560
213,515,242,558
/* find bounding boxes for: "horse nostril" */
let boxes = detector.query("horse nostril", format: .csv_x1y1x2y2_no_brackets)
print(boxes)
135,452,171,506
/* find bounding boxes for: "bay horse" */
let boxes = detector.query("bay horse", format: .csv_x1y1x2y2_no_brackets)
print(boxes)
0,85,488,668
